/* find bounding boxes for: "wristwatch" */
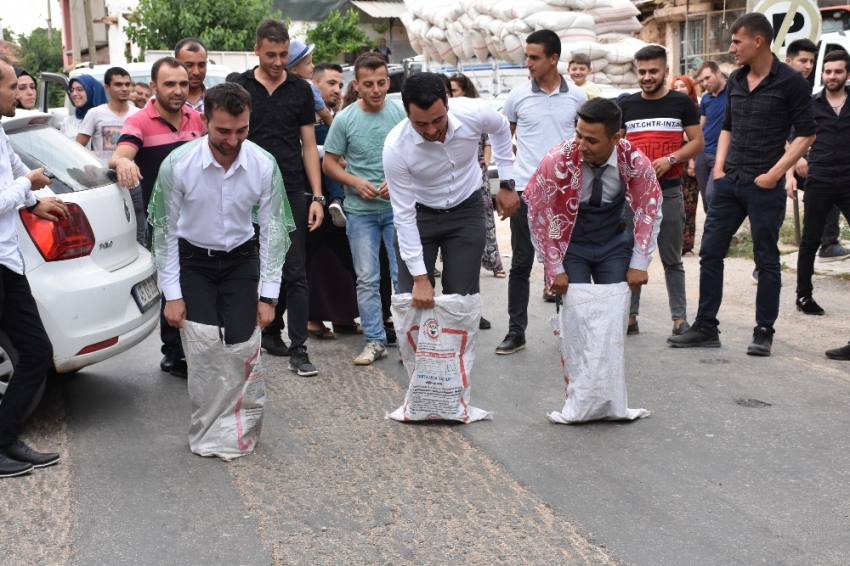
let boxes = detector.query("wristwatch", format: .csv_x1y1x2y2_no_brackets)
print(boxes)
259,296,278,307
312,195,327,206
499,179,517,191
666,155,678,165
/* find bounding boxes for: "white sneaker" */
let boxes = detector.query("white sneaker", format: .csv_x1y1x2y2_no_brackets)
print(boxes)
329,202,346,228
354,341,387,365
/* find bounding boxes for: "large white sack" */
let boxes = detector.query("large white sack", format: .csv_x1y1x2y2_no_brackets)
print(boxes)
569,41,612,60
555,28,598,42
604,70,638,84
182,322,265,460
471,29,492,61
590,58,609,73
525,11,595,31
472,0,502,16
445,27,467,60
503,33,525,64
462,30,475,60
485,33,500,59
425,25,447,41
586,4,641,22
598,32,639,43
605,62,634,75
588,72,612,85
388,294,491,423
548,283,649,424
494,0,551,20
603,41,642,63
547,0,617,8
596,17,643,36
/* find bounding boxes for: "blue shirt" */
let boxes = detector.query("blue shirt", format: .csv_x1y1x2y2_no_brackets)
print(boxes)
699,85,726,153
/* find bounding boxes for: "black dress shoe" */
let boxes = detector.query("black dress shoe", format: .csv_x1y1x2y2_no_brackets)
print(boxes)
479,317,491,330
495,333,525,354
384,325,398,347
747,325,773,357
796,296,825,315
0,452,33,477
1,439,59,468
261,333,290,357
160,353,174,372
170,358,188,379
825,342,850,360
667,321,721,348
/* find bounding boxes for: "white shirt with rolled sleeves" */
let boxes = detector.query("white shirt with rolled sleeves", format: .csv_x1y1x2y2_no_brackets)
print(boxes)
0,125,38,275
383,97,515,277
158,138,282,301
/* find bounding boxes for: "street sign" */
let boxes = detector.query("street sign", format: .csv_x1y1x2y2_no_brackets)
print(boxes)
753,0,822,55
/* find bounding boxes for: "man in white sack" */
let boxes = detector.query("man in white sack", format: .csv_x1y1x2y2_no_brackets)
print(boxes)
383,72,518,309
148,83,294,451
524,98,662,327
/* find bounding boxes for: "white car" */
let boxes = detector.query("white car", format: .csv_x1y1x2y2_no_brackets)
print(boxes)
0,110,160,415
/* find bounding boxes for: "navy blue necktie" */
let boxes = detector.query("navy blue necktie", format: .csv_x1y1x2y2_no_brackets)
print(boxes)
589,164,607,208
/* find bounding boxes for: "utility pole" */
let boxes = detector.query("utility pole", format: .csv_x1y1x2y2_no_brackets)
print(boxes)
82,0,96,66
46,0,54,41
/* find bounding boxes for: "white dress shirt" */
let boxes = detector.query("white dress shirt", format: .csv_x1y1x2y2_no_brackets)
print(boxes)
0,125,37,275
161,138,280,301
383,97,515,277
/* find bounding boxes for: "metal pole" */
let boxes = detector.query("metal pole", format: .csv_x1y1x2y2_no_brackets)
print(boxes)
82,0,96,66
47,0,54,41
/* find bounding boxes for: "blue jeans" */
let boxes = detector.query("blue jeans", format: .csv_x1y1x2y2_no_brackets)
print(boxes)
696,176,787,331
346,210,398,345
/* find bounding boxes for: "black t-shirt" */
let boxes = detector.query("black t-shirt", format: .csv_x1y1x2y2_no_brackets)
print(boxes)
229,68,315,194
619,90,700,180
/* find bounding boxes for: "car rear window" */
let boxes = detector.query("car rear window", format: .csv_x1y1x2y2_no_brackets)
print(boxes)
9,124,113,193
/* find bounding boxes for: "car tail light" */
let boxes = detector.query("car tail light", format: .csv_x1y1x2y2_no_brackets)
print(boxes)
20,202,95,261
76,337,118,355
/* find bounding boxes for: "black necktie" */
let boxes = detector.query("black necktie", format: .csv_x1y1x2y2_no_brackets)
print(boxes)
589,164,607,208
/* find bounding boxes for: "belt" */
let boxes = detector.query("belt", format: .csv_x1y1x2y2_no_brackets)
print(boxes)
659,177,684,190
179,237,257,258
415,193,478,215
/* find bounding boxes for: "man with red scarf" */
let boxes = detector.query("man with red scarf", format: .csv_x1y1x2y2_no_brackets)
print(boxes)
524,98,662,299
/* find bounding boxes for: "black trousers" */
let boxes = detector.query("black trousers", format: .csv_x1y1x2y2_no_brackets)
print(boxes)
796,179,850,299
0,266,53,445
507,196,536,337
179,239,260,345
396,193,485,295
263,190,309,352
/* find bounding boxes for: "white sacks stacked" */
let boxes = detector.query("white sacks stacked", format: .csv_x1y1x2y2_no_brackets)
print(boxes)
400,0,646,89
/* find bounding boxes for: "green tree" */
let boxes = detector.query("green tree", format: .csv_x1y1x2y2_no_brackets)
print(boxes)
125,0,280,55
307,10,373,63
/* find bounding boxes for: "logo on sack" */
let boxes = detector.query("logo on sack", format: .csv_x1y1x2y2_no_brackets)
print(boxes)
424,318,440,340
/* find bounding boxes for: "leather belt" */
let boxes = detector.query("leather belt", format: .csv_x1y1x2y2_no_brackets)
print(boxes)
415,193,478,214
179,237,257,258
659,177,684,190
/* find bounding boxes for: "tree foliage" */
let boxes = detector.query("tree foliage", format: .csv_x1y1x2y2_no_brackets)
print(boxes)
306,10,373,64
125,0,280,54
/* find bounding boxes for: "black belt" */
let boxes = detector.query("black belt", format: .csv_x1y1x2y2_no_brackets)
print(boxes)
659,177,684,190
415,193,478,215
179,237,257,258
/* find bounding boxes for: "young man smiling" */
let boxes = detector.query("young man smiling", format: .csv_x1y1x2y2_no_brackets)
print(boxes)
174,38,208,113
229,19,324,376
322,53,406,365
618,45,704,337
77,67,139,163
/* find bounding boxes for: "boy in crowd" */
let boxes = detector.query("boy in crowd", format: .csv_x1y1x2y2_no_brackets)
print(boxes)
569,53,603,99
288,40,334,128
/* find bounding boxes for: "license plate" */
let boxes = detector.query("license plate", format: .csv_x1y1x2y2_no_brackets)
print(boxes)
132,274,160,312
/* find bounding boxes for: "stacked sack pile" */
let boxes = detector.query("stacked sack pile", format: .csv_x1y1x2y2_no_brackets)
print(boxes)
399,0,648,89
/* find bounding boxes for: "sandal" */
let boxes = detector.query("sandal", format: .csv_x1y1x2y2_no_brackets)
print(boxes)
493,268,506,278
333,322,363,335
308,325,336,339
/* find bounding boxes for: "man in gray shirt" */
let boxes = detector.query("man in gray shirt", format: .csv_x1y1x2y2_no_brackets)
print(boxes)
497,30,587,355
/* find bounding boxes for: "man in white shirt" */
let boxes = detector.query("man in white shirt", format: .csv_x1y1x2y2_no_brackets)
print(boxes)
499,30,587,355
147,82,293,351
76,67,144,244
0,56,68,477
383,72,518,311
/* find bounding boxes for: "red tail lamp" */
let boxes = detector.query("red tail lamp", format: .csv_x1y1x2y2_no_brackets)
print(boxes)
20,202,95,261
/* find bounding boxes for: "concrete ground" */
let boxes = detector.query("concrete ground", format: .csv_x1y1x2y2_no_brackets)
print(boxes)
4,204,850,565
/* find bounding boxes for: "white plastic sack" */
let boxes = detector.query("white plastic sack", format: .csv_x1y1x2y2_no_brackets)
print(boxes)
548,283,649,424
388,294,491,423
182,321,265,460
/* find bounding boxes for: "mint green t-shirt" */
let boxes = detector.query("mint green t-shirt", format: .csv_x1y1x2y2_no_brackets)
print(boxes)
323,100,406,215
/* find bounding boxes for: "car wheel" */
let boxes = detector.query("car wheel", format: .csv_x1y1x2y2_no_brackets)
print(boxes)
0,330,46,421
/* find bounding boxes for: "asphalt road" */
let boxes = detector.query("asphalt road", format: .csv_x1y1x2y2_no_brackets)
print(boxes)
5,252,850,565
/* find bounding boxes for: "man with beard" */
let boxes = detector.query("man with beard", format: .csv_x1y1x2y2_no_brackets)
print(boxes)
175,38,208,112
795,49,850,325
668,13,816,356
148,82,292,361
110,57,207,378
229,19,325,377
618,45,703,336
496,29,586,355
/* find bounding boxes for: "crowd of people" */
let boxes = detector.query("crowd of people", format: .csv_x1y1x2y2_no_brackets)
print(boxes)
2,11,850,473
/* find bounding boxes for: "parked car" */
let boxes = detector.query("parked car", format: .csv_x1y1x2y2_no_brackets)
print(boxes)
0,110,160,417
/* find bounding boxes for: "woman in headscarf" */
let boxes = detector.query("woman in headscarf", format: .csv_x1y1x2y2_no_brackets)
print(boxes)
671,74,701,256
60,75,107,147
450,72,506,279
13,68,37,110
